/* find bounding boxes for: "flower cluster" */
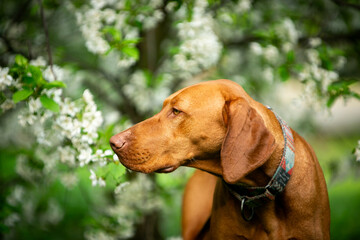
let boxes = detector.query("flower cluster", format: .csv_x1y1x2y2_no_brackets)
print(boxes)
89,169,106,187
1,56,118,188
171,0,222,78
275,18,299,52
0,67,14,90
74,0,166,68
298,47,341,107
0,67,16,111
88,174,163,239
5,184,64,229
122,71,171,114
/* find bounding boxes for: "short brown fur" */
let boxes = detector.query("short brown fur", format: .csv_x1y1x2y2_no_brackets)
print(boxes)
110,80,330,240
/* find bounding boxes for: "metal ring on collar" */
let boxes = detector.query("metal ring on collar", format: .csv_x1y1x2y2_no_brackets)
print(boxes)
241,198,254,222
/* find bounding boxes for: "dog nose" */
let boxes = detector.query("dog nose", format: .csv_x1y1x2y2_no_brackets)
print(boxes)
110,131,130,150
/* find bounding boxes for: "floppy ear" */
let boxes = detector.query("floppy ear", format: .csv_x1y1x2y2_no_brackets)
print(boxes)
221,98,276,184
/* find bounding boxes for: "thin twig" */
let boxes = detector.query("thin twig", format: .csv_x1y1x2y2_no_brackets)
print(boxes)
332,0,360,11
38,0,57,80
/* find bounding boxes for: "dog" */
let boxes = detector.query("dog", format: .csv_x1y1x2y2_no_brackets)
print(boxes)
110,79,330,239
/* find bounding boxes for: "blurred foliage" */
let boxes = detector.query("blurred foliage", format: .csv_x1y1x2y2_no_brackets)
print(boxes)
1,0,360,239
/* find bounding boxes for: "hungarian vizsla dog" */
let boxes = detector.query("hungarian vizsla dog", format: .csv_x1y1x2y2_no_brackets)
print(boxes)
110,79,330,240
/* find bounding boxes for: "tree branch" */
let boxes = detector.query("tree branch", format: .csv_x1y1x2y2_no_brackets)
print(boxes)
225,29,360,48
82,70,147,123
299,29,360,45
38,0,56,80
331,0,360,11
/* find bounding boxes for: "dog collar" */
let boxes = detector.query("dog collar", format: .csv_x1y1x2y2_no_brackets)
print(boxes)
224,106,295,221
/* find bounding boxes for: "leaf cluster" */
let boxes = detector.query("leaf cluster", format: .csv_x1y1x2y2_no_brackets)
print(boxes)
6,55,66,112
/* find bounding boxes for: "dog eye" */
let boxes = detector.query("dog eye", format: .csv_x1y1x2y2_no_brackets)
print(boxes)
172,108,181,115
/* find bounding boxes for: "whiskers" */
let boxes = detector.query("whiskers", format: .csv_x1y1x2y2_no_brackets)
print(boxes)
188,157,197,163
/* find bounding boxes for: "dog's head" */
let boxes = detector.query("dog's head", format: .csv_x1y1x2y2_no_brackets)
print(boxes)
110,80,275,184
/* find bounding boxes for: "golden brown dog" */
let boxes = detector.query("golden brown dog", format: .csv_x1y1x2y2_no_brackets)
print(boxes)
110,79,330,240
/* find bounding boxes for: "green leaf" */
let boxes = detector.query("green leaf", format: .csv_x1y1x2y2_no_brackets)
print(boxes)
22,76,37,85
12,89,34,103
109,163,126,181
102,26,122,42
97,162,126,184
326,95,337,108
169,46,180,55
0,92,6,105
278,66,290,81
15,55,28,67
122,47,139,60
28,65,43,82
326,79,359,107
286,50,295,63
44,81,67,89
40,95,60,112
121,38,141,45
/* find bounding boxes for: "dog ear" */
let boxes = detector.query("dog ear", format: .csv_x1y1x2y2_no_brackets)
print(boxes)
221,98,275,184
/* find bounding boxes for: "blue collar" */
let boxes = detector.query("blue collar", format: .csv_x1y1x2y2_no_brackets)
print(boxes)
224,107,295,221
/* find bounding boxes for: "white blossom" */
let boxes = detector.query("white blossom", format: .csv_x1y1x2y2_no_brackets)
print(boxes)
282,42,293,53
165,1,177,12
90,0,107,9
76,8,110,54
276,18,299,44
0,67,13,90
263,45,279,64
114,182,129,194
56,115,81,139
355,140,360,161
29,56,47,66
89,169,98,186
18,110,37,126
149,0,163,8
43,88,63,104
263,67,274,83
309,37,322,48
235,0,252,13
123,71,170,113
4,214,20,227
143,9,164,29
89,169,106,187
250,42,263,55
98,177,106,187
15,155,42,182
336,56,347,70
60,173,79,189
28,97,42,113
79,147,93,167
85,230,116,240
173,5,222,77
1,99,15,112
6,185,25,206
306,49,321,65
102,8,117,24
42,199,64,225
104,149,113,156
106,175,162,238
83,89,94,104
43,65,64,82
167,237,183,240
60,98,80,117
117,58,136,68
59,146,76,166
